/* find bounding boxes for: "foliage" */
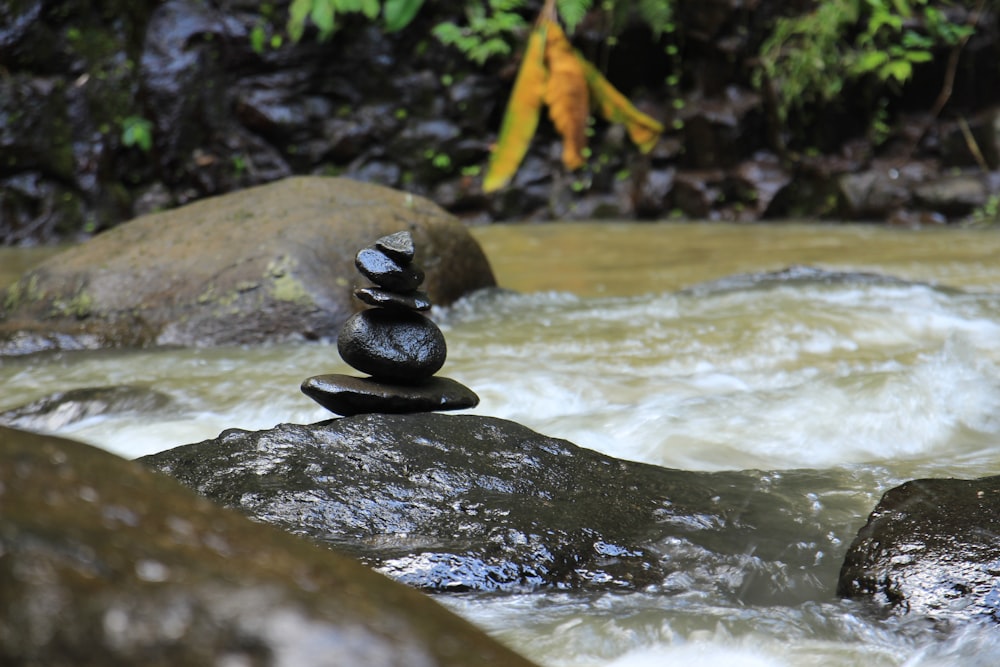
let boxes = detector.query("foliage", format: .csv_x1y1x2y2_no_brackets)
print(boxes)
121,116,153,153
755,0,976,135
286,0,425,41
432,0,529,64
483,9,664,191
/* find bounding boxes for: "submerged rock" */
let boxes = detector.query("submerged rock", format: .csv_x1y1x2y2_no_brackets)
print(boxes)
0,425,537,666
0,385,173,432
0,176,495,355
838,476,1000,624
141,413,844,600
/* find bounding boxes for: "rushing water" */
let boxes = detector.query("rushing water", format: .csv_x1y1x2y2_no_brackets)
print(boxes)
4,222,1000,665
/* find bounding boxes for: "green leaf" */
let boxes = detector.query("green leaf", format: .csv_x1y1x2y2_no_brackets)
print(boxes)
334,0,362,12
880,59,912,83
905,49,932,63
360,0,380,20
853,49,889,74
384,0,425,31
287,0,312,42
557,0,589,34
311,0,336,39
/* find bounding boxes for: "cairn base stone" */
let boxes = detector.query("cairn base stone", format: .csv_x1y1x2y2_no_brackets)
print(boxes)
302,374,479,416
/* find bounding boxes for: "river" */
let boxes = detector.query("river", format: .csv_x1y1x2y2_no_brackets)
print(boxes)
4,221,1000,665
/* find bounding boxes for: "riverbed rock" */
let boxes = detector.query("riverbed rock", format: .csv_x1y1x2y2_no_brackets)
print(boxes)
0,176,495,355
0,425,536,666
141,413,847,601
838,475,1000,624
0,385,174,432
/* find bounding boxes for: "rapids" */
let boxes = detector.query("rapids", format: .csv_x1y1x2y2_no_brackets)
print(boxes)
4,222,1000,665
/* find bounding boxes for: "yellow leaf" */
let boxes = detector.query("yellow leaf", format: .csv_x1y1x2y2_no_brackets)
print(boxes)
483,21,549,193
581,58,664,153
542,19,589,171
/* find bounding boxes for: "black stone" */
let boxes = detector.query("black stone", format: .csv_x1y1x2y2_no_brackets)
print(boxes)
375,230,416,263
338,308,446,381
302,374,479,416
142,413,846,596
355,247,424,293
838,476,1000,623
354,286,431,311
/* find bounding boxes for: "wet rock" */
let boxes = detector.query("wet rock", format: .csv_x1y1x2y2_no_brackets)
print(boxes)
354,287,432,311
141,413,844,600
679,87,764,169
0,426,537,666
355,247,425,293
673,169,725,218
0,385,173,432
0,176,495,354
337,309,447,381
730,152,792,217
376,230,416,263
302,375,479,416
914,173,989,217
835,160,941,220
838,476,1000,624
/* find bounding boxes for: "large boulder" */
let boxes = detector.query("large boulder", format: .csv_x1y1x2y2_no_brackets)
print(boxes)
0,176,495,355
838,476,1000,624
0,425,537,666
141,413,841,601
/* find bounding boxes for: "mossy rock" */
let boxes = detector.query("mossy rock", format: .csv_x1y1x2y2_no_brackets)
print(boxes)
0,176,495,354
0,425,536,666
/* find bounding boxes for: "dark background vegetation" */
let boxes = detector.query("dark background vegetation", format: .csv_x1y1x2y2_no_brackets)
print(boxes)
2,0,1000,245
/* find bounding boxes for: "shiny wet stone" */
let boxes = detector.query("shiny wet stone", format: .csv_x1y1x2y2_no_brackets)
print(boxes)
354,286,431,311
302,374,479,416
355,246,424,293
337,308,446,381
375,230,416,263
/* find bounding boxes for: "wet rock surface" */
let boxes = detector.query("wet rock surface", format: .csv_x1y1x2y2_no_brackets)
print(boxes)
301,375,479,416
0,425,537,666
838,476,1000,624
0,385,173,432
0,176,495,355
141,413,843,599
337,309,447,381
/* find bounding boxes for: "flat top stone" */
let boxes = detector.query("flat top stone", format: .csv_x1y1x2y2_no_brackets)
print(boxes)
375,231,415,263
302,373,480,416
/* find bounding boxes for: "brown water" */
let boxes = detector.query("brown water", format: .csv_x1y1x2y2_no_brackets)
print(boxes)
5,222,1000,666
472,222,1000,295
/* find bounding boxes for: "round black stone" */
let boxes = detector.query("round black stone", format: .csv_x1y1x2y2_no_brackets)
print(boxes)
355,247,424,293
301,374,479,416
354,287,431,311
337,309,446,381
375,231,415,263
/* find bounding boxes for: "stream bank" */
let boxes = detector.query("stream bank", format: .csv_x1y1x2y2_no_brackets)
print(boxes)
4,0,1000,244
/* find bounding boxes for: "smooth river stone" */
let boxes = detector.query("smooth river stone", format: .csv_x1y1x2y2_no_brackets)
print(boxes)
355,247,424,293
301,374,479,416
338,309,446,381
375,231,415,263
354,287,431,311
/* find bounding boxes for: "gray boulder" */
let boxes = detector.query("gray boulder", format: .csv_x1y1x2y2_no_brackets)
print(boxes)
0,176,495,355
141,413,842,601
0,425,537,667
838,476,1000,624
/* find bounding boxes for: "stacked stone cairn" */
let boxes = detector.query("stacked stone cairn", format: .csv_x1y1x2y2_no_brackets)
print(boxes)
301,230,480,416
